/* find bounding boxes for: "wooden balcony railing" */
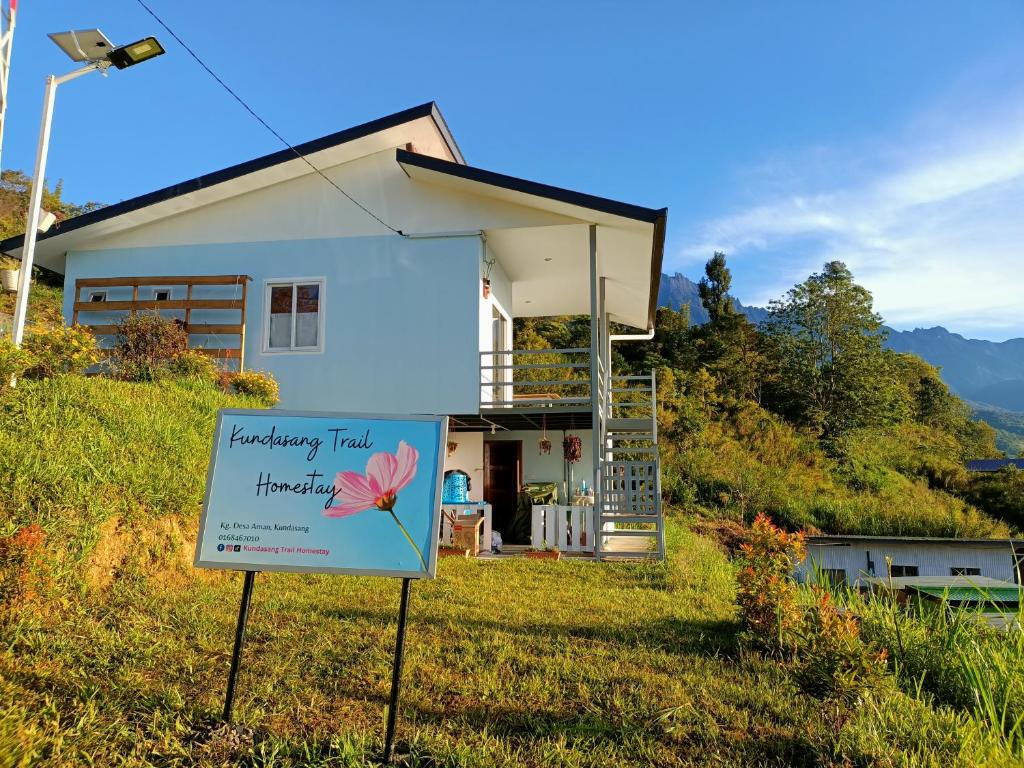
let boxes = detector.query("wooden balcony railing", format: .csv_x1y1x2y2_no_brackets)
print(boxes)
71,275,250,368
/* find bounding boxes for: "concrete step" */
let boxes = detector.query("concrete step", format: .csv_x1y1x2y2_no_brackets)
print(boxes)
605,418,654,432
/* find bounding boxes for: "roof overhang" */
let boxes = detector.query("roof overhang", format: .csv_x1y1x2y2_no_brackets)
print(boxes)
397,149,666,329
0,102,463,272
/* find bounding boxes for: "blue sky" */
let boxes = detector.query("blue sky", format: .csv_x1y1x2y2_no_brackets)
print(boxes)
4,2,1023,339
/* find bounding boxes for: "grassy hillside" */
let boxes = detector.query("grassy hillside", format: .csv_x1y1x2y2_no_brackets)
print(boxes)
0,376,1021,766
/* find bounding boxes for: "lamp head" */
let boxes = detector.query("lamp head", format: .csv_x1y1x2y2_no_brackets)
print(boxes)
106,37,165,69
47,29,164,69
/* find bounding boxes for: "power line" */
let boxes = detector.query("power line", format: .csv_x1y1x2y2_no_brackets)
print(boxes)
133,0,406,236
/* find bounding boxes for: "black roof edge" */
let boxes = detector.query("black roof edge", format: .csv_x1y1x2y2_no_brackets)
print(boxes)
396,148,665,224
647,209,668,330
0,101,459,255
807,534,1021,545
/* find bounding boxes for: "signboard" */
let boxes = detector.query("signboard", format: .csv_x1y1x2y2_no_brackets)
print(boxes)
195,409,447,579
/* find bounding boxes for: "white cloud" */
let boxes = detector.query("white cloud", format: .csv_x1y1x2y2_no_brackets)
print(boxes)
675,99,1024,341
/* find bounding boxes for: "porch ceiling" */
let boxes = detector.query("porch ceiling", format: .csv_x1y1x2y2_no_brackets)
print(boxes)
450,411,594,433
485,223,656,328
397,150,666,330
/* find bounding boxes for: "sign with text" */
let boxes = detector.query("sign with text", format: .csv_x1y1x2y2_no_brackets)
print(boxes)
195,410,447,579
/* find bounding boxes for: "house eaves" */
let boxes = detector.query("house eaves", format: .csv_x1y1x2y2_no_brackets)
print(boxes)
0,102,462,266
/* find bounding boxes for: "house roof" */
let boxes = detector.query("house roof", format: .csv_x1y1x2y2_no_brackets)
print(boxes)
1,102,667,328
966,459,1024,472
397,150,667,329
807,535,1022,547
910,585,1023,604
0,102,463,265
862,575,1016,589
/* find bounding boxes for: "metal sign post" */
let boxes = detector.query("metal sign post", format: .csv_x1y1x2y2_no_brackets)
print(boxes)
222,570,257,724
383,577,413,763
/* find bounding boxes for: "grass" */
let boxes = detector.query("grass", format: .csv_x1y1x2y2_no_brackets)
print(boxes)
1,375,1023,766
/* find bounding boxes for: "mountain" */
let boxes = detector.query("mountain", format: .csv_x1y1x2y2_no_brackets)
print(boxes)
884,327,1024,412
658,272,769,325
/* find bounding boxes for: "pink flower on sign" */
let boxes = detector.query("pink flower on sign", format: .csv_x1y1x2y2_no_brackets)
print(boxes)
326,441,419,518
325,441,427,571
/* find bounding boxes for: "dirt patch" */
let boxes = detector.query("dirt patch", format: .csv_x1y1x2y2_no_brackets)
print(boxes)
85,513,223,590
691,517,750,556
85,516,131,590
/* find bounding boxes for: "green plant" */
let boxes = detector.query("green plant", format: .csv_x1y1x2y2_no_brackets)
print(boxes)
735,512,806,655
167,348,219,383
21,324,100,378
0,524,47,616
229,369,280,405
793,588,889,741
112,312,188,381
0,337,33,393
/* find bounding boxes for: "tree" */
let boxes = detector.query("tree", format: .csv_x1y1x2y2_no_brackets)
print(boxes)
692,252,767,404
0,169,103,241
697,251,737,326
762,261,905,439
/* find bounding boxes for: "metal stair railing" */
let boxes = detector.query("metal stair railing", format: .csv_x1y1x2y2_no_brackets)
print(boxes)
597,370,665,560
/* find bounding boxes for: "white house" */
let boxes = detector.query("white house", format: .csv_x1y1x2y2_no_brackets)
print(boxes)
797,534,1024,587
0,103,667,560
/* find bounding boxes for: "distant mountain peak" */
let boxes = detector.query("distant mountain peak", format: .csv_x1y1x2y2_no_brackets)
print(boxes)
657,272,769,326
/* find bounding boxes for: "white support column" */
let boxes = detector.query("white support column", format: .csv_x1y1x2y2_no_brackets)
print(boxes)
588,224,604,556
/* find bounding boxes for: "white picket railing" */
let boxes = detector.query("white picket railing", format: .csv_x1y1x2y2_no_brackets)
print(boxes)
530,505,596,554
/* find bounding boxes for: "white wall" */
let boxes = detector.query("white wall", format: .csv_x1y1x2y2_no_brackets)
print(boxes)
65,233,482,414
798,541,1018,585
443,432,484,501
87,150,579,252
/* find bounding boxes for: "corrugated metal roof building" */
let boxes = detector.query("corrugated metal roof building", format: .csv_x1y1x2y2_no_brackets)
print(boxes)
796,535,1024,587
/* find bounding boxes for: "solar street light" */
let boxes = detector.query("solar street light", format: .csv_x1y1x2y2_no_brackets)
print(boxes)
10,29,164,348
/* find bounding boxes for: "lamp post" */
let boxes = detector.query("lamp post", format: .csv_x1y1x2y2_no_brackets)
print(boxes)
10,29,163,346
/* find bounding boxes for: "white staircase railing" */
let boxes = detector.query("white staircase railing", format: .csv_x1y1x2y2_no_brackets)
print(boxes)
596,371,665,560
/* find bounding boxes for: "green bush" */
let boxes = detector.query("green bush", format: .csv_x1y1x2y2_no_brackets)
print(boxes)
0,337,33,394
167,349,219,383
229,369,280,406
113,313,187,381
21,324,100,378
793,589,889,737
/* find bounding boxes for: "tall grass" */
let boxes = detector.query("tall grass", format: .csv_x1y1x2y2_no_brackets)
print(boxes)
845,589,1024,758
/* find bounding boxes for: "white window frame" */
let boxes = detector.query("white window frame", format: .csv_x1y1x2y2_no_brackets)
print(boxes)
152,288,172,301
261,277,326,355
88,290,107,302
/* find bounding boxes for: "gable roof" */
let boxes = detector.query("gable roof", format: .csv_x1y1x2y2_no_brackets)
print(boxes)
0,101,462,263
397,149,667,329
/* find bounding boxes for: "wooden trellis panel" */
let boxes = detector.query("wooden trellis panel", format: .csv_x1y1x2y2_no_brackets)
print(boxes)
71,274,251,370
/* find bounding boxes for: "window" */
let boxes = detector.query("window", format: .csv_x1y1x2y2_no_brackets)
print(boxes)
951,567,981,577
263,279,324,353
89,290,107,302
821,568,847,587
889,564,919,577
153,288,171,301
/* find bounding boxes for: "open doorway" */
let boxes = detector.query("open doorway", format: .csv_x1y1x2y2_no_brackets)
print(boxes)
484,440,523,543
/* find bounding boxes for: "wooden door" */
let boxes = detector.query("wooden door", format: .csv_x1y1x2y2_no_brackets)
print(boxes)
484,440,522,542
